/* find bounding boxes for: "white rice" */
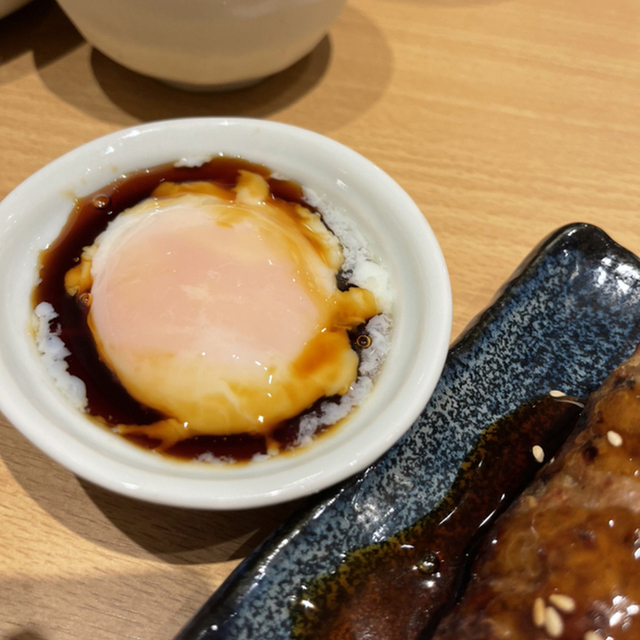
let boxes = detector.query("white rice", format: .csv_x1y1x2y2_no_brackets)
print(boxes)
33,301,87,410
174,155,212,168
302,186,394,313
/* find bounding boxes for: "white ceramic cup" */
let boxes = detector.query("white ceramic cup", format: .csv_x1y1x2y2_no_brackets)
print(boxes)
54,0,347,90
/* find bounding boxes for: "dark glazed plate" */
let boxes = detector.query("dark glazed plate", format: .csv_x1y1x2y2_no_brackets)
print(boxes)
175,223,640,640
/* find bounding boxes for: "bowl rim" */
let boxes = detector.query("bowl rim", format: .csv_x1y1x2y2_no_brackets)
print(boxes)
0,117,452,509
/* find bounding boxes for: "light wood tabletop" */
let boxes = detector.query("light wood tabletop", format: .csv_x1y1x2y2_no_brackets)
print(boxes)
2,0,640,638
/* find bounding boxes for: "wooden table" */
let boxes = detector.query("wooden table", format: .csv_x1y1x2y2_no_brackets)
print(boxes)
2,0,640,637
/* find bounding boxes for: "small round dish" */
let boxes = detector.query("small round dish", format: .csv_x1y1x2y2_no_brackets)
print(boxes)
0,118,451,509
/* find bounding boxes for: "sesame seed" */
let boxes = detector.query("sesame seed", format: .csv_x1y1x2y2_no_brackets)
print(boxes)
544,605,564,638
532,445,545,463
607,430,623,447
532,597,545,627
584,632,603,640
549,389,566,398
524,495,538,509
549,593,576,613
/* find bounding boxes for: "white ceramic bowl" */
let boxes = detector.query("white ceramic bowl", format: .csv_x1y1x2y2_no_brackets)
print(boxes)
54,0,346,90
0,118,451,509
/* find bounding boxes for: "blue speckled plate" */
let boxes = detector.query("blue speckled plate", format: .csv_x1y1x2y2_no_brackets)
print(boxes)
175,223,640,640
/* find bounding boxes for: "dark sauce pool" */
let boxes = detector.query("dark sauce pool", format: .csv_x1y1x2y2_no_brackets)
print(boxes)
33,157,370,463
288,394,585,640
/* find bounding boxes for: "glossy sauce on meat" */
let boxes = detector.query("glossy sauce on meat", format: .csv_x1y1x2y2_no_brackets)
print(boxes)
290,394,585,639
432,350,640,640
291,348,640,640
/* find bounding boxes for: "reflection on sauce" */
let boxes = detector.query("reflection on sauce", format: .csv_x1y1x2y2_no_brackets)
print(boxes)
290,395,585,639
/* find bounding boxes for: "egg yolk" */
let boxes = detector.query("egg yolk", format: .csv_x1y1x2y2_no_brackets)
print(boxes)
65,171,379,450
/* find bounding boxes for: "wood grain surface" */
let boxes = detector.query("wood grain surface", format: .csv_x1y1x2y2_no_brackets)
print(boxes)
1,0,640,638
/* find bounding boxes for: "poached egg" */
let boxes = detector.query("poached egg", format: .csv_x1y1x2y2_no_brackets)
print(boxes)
64,171,379,450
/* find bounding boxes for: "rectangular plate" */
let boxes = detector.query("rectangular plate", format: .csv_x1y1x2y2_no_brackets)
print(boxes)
175,223,640,640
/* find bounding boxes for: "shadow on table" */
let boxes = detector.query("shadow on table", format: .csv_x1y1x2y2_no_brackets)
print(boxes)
79,477,302,564
0,418,299,566
0,0,83,85
83,39,333,123
6,632,48,640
